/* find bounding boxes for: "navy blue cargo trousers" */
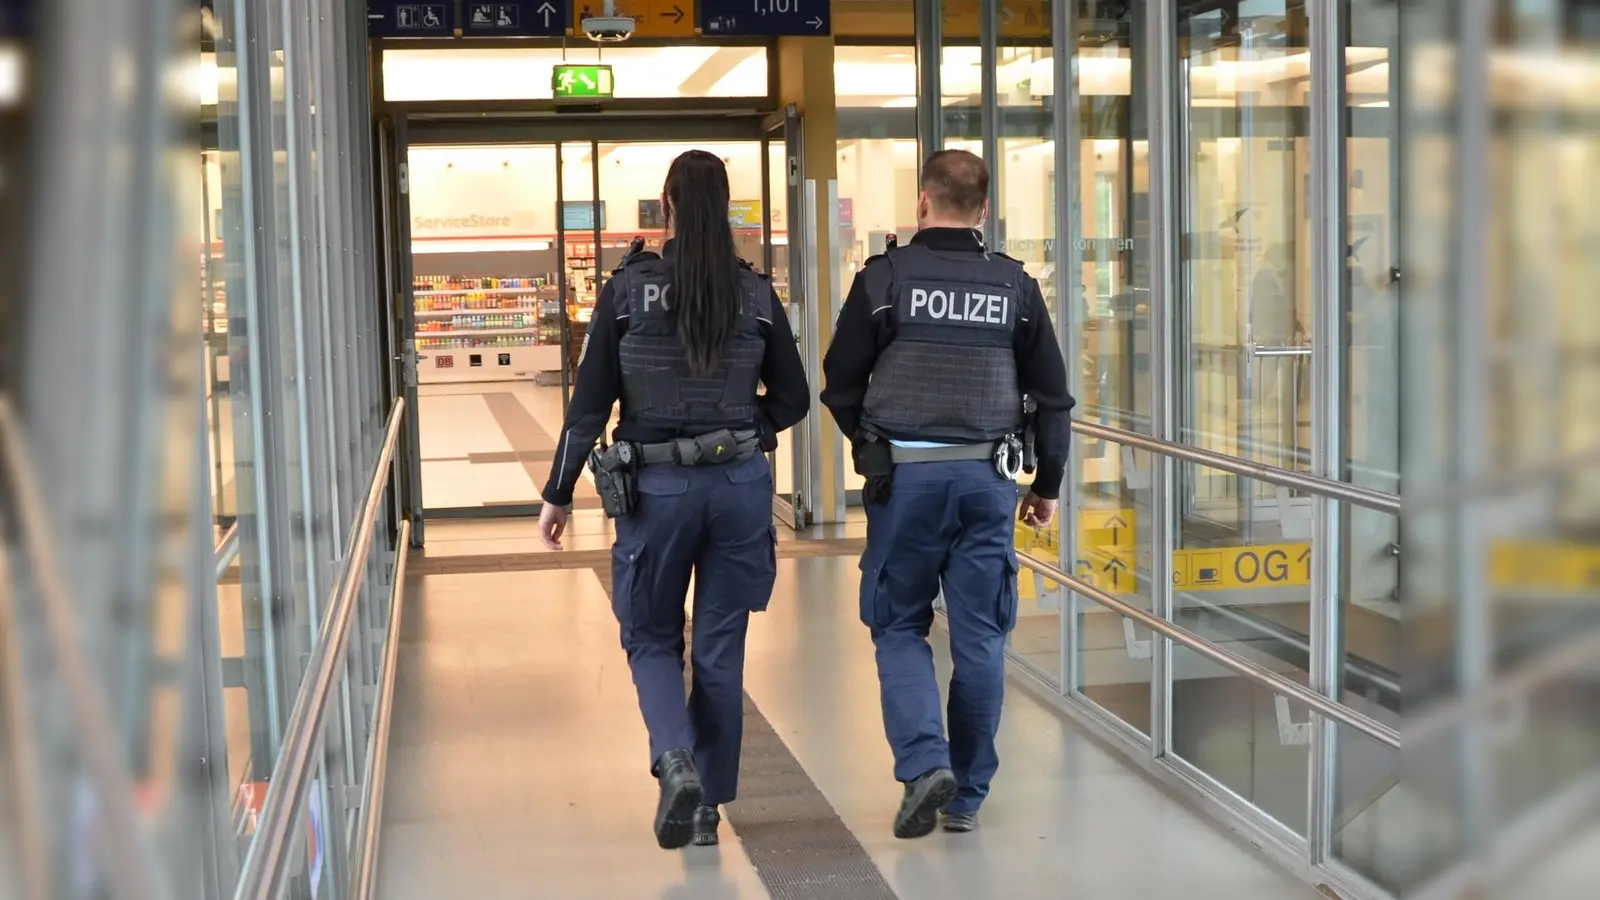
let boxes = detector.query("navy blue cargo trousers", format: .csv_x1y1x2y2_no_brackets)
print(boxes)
610,453,778,807
859,459,1019,816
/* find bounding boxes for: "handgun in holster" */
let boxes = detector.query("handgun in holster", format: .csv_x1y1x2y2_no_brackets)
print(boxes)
588,439,639,519
1021,397,1039,476
850,429,893,478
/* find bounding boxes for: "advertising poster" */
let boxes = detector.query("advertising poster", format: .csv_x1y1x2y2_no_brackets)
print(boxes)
728,200,763,230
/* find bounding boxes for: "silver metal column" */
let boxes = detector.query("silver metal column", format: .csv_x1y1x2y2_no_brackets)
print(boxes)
1054,0,1080,695
1451,0,1496,867
1144,0,1179,757
979,0,1001,248
1307,0,1350,867
914,0,943,161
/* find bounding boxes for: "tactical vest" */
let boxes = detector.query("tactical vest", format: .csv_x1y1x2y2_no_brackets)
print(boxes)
860,244,1025,443
614,256,769,433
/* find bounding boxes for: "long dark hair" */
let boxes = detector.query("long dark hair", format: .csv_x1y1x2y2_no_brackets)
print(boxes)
663,150,742,377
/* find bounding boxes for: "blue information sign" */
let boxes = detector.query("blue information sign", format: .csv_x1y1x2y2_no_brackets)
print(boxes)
699,0,831,37
461,1,568,36
0,0,33,39
367,1,453,37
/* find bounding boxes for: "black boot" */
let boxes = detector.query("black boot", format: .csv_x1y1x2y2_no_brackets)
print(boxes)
691,805,720,846
894,768,958,839
653,750,704,850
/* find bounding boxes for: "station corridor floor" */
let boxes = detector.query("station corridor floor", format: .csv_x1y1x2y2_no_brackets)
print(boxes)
375,523,1318,900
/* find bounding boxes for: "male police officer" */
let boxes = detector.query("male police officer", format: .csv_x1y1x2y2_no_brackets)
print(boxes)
821,149,1075,838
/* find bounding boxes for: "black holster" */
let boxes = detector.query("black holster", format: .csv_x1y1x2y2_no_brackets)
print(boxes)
1021,398,1039,475
588,441,638,519
851,430,894,506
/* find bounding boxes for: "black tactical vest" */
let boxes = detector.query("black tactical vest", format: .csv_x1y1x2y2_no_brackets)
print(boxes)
860,244,1025,443
614,257,769,433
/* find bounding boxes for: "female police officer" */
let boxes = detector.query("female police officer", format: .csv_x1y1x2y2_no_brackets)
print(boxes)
537,149,810,850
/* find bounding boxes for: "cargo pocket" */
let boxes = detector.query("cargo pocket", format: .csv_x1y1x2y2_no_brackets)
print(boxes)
610,543,649,643
857,553,891,630
996,551,1020,634
746,525,779,612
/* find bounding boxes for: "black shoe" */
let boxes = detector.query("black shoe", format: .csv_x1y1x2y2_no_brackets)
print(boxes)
941,811,978,833
653,750,704,850
893,768,958,839
691,805,720,846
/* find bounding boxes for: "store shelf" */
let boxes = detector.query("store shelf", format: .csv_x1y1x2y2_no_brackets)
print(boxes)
415,287,553,298
416,328,542,338
416,308,543,317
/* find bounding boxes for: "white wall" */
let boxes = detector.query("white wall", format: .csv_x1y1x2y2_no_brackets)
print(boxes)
406,142,769,240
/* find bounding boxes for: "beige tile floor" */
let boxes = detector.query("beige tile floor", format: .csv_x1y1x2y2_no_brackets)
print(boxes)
374,556,1319,900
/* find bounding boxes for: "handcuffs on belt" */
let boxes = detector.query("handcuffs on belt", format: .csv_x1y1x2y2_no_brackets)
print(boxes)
992,434,1024,481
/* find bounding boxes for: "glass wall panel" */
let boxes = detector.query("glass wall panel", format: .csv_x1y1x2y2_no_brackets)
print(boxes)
1329,721,1413,895
836,45,922,504
1069,1,1156,733
995,6,1059,682
940,5,983,151
1168,456,1312,834
203,151,237,538
1175,0,1312,549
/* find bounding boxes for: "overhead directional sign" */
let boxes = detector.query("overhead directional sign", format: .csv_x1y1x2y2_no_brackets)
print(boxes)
368,1,569,36
367,1,452,36
464,1,569,35
700,0,831,36
0,0,33,38
570,0,695,38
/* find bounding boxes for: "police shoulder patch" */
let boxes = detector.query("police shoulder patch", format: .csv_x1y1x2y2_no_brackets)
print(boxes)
578,330,591,364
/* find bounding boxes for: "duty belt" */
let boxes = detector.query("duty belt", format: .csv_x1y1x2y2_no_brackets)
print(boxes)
888,441,999,464
638,429,761,466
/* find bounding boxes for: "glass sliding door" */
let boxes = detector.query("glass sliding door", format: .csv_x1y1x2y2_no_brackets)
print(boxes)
402,141,573,515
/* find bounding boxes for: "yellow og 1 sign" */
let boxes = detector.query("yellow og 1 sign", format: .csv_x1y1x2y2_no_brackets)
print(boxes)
1013,508,1138,594
1077,507,1137,594
1489,540,1600,593
1172,543,1311,591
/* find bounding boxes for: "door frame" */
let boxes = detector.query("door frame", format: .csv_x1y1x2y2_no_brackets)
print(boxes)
387,112,816,526
761,104,810,530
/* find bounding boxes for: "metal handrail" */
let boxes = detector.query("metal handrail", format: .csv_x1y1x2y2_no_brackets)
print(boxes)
350,520,411,900
0,499,50,900
234,398,406,900
0,396,162,900
214,521,240,581
1074,403,1402,487
1017,551,1401,750
1071,419,1401,515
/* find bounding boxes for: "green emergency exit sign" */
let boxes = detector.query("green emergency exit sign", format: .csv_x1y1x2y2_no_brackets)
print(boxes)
552,64,614,101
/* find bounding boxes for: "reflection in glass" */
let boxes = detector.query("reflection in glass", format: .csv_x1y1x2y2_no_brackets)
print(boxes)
1170,459,1314,834
1177,0,1312,548
835,44,922,504
1069,1,1155,731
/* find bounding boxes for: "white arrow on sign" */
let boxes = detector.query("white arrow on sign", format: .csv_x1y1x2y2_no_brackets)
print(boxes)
807,15,823,30
537,1,556,26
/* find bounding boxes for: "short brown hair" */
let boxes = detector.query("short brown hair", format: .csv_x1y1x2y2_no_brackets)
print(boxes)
920,149,988,218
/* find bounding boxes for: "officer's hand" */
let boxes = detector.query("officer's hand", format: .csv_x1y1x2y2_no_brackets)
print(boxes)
539,503,571,551
1018,492,1057,529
